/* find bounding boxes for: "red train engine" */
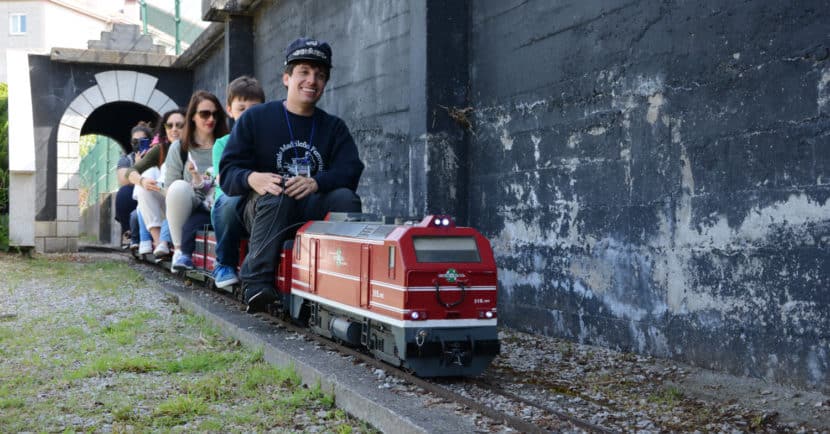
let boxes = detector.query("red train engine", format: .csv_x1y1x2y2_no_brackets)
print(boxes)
195,213,500,377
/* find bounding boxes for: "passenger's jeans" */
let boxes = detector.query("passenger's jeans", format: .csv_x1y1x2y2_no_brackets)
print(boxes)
241,188,361,290
136,209,171,244
211,194,246,269
181,208,211,256
115,184,137,235
130,210,140,245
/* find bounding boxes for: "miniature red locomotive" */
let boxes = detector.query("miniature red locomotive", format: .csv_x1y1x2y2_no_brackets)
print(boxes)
192,213,500,377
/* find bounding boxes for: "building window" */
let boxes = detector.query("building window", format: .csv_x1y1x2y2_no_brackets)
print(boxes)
10,14,27,35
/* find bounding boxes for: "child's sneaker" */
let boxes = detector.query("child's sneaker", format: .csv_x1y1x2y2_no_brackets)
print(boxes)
213,265,239,289
138,240,153,255
172,253,194,271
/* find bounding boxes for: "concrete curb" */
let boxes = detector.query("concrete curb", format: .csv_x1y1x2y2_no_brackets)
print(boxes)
141,268,481,433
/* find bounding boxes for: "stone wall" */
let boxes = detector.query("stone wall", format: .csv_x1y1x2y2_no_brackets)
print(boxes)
467,0,829,391
248,0,415,216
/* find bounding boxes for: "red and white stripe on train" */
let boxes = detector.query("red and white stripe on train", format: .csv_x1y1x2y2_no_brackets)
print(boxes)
194,213,500,377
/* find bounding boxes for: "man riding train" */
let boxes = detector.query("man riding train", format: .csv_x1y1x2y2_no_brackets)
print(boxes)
219,37,364,313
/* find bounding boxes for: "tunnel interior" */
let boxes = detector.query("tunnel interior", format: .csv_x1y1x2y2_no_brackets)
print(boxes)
81,101,160,154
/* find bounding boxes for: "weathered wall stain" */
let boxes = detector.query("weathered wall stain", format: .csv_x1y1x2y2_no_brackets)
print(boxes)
469,0,829,391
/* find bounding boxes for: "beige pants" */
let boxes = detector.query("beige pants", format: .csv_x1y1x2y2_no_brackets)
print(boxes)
165,180,201,248
135,186,165,230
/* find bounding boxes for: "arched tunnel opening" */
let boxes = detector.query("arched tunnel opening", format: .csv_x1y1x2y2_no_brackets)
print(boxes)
81,101,160,153
76,101,160,245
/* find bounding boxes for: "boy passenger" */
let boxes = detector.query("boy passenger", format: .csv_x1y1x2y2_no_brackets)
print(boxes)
211,76,265,288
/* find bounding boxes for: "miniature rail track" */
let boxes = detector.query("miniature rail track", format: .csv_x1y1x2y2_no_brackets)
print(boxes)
96,246,614,433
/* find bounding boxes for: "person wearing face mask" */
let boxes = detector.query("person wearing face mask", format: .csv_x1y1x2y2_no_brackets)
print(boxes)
220,37,364,313
115,122,154,247
125,108,186,257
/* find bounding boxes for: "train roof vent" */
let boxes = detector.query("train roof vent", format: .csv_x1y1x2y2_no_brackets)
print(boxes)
325,212,381,222
357,224,378,237
384,216,423,225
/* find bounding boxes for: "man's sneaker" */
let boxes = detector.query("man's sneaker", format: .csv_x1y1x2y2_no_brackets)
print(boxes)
153,242,171,257
244,286,276,313
138,240,153,255
213,265,239,289
172,253,194,271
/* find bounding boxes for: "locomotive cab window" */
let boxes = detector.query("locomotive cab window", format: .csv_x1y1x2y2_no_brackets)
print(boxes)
412,236,480,263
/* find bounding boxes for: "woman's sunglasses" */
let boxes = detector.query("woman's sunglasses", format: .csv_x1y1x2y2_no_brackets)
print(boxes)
165,122,184,129
196,110,221,120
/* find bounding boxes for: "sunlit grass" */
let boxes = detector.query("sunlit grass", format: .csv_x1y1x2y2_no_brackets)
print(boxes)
155,395,207,420
0,253,376,432
243,362,302,393
102,310,158,345
67,354,160,379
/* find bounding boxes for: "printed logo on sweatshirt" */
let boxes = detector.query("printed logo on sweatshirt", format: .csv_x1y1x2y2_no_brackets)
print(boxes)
276,141,324,176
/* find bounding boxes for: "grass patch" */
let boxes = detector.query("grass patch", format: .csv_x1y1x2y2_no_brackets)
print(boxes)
0,396,24,409
184,373,233,401
102,310,158,345
0,254,377,433
154,394,208,427
67,354,160,379
196,418,226,431
163,351,240,373
81,314,100,329
649,385,685,406
243,363,301,393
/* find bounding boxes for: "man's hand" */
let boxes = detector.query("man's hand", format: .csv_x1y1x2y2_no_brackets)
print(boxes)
283,176,318,200
247,172,284,196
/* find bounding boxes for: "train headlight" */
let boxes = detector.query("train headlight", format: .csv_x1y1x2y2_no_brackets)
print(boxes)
441,218,450,226
478,310,497,319
410,311,427,320
411,311,420,320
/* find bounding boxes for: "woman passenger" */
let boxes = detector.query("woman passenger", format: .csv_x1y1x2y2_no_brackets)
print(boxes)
164,91,228,270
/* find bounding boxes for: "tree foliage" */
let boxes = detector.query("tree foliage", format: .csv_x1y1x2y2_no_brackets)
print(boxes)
1,82,9,250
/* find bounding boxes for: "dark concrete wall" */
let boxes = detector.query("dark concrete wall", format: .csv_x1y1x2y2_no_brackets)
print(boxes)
187,0,829,391
192,42,226,101
468,0,829,391
251,0,413,216
27,55,192,220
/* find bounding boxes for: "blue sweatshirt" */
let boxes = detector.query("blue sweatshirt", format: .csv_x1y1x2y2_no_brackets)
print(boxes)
219,100,364,196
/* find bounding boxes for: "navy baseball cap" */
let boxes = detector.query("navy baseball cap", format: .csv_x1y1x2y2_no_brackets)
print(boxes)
285,37,332,68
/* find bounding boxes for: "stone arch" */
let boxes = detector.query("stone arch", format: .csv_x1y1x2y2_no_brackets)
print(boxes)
47,70,179,252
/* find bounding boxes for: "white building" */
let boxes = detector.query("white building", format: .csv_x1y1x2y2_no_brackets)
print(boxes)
0,0,207,82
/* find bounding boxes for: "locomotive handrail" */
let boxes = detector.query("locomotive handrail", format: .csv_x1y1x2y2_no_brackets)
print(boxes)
434,280,466,308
